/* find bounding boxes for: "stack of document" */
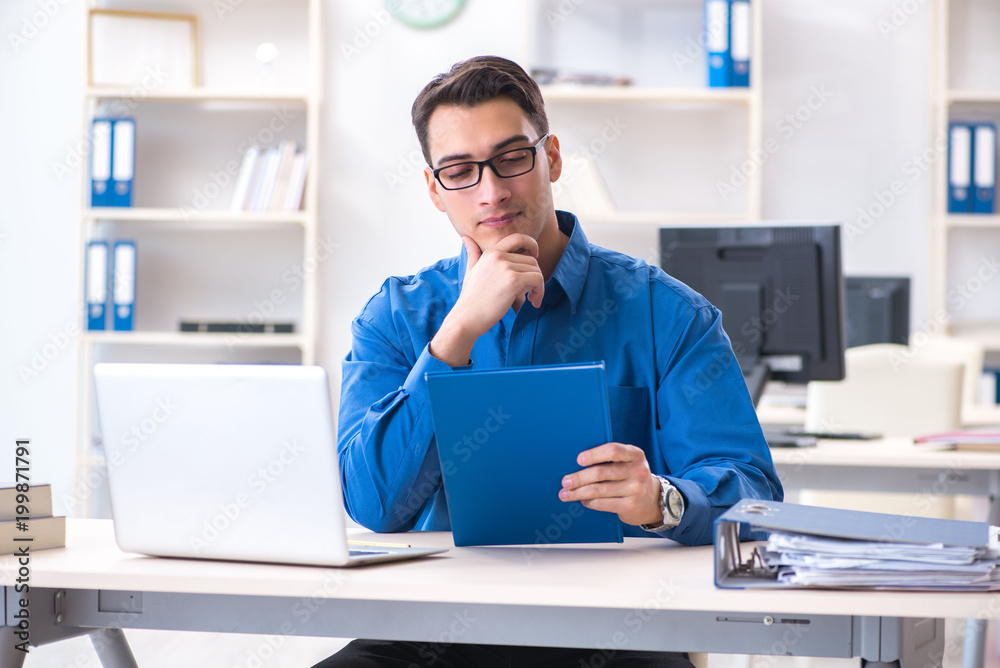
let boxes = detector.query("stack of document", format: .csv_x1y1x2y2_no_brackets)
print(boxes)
715,499,1000,590
762,531,1000,590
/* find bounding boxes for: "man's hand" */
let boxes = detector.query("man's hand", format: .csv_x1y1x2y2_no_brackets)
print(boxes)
558,443,664,527
430,234,544,367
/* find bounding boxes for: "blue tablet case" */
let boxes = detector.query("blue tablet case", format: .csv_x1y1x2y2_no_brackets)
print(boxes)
425,362,624,547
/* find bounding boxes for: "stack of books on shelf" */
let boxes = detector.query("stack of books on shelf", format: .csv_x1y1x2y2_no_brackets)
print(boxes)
948,122,996,214
230,141,308,213
0,483,66,554
179,320,295,334
530,68,632,87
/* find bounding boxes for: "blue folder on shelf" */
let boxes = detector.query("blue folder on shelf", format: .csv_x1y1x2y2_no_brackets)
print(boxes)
705,0,731,88
729,0,751,87
110,118,135,208
90,120,113,207
974,122,996,214
425,362,623,547
111,240,136,331
85,240,109,331
949,122,974,213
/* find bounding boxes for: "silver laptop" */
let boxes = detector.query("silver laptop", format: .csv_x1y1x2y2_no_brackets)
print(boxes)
93,363,446,567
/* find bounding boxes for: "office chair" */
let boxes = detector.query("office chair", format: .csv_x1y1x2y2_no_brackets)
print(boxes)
804,343,964,442
907,336,985,408
798,343,964,517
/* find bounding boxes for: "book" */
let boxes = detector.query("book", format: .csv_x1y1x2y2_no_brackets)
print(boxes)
0,516,66,554
914,430,1000,451
0,483,53,521
284,151,308,211
229,146,259,212
269,141,299,212
179,320,295,334
530,68,632,87
425,362,623,547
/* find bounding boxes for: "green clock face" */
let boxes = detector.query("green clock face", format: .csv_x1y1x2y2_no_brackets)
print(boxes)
387,0,466,29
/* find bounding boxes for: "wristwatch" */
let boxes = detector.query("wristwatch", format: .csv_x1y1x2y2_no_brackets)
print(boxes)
641,475,686,532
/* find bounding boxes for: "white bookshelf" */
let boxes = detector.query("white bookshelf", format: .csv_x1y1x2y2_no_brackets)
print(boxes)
538,85,755,105
82,331,309,348
74,0,323,517
85,86,312,104
519,0,764,227
84,207,310,225
930,0,1000,349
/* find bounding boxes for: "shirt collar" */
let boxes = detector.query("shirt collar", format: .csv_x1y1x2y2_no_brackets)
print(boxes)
549,210,589,314
455,210,591,314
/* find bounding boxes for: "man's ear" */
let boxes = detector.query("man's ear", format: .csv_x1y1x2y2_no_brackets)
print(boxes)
546,134,563,183
425,166,446,213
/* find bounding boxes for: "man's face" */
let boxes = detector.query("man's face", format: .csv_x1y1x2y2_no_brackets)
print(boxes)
424,97,562,252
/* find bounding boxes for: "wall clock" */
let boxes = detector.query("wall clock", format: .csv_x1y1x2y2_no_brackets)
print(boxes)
387,0,466,29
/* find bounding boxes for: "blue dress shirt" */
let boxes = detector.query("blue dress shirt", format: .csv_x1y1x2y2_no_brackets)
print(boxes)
338,211,783,545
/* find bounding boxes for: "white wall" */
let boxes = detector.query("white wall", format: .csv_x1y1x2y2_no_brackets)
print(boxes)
1,0,939,515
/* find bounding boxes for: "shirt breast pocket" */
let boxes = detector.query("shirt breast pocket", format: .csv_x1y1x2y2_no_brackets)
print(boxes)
606,385,652,451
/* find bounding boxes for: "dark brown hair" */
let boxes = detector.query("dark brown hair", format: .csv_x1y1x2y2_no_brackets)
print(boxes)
411,56,549,166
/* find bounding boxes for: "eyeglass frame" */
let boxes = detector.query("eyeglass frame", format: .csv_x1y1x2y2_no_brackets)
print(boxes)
430,134,551,191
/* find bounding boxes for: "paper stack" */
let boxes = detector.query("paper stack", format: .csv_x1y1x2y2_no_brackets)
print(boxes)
762,530,1000,590
715,499,1000,590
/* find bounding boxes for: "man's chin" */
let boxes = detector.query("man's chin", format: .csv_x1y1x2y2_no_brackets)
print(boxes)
474,223,518,247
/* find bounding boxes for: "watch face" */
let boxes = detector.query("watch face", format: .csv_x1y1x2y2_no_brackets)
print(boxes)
666,488,685,520
387,0,466,29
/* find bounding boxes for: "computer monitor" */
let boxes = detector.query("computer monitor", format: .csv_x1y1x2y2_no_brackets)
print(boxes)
659,223,847,399
844,276,910,348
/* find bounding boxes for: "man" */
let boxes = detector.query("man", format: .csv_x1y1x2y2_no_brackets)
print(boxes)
317,56,782,667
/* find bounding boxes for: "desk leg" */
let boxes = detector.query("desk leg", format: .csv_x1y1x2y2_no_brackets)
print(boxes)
90,629,138,668
986,471,1000,667
964,619,987,668
987,470,1000,526
0,629,26,668
859,617,943,667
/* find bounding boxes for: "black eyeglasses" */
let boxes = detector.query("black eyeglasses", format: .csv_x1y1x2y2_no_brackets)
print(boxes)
432,134,550,191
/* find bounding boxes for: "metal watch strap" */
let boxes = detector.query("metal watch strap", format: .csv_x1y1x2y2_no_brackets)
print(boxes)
640,475,680,532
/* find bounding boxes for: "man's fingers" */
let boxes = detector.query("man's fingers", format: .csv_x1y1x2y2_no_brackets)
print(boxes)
562,461,632,490
493,252,542,268
560,480,646,503
527,286,544,309
576,442,638,467
462,236,482,273
493,233,539,259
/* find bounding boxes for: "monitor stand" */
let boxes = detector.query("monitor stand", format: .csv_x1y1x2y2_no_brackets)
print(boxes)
739,360,771,408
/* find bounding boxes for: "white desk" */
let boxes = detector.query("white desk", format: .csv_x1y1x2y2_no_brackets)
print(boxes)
757,403,1000,428
0,520,995,668
769,438,1000,523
